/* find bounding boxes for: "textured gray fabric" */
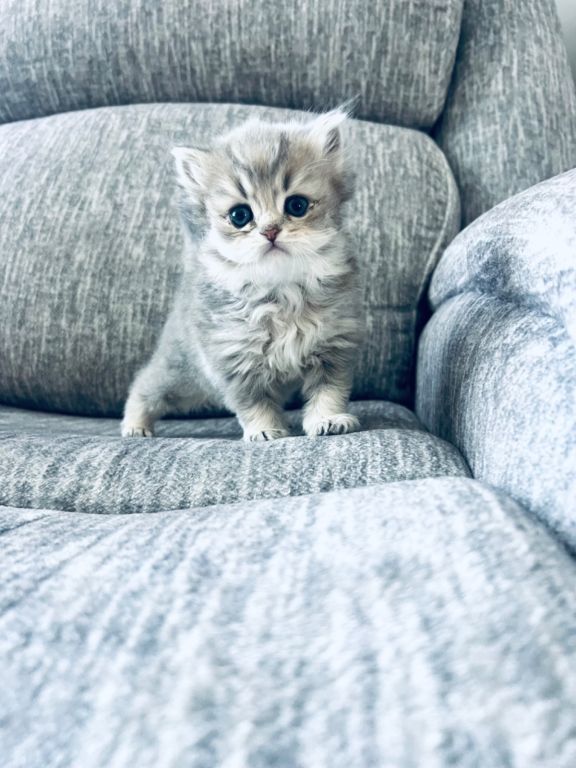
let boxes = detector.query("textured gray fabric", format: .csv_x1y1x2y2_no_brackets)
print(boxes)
0,103,460,417
0,401,470,514
417,294,576,550
418,170,576,545
2,477,576,767
434,0,576,225
0,0,462,128
430,168,576,342
556,0,576,78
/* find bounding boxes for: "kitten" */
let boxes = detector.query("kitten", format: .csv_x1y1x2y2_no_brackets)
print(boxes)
121,109,362,441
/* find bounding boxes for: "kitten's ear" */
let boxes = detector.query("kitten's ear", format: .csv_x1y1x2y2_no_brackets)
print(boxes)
307,108,348,157
172,146,210,198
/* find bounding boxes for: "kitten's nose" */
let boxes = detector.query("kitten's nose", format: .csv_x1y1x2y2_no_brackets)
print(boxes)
261,226,280,243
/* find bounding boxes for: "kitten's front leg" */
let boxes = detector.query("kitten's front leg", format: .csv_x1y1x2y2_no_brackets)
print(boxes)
302,359,359,437
232,397,290,442
121,357,174,437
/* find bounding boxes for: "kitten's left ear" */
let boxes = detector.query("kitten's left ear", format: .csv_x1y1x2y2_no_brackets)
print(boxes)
307,108,348,157
172,146,210,199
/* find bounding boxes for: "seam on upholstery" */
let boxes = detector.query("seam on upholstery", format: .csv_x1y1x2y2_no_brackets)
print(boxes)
415,138,461,307
425,0,465,129
0,473,472,517
441,289,565,332
0,515,49,534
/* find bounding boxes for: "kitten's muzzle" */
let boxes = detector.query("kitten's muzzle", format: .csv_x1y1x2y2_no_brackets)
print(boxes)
261,225,281,243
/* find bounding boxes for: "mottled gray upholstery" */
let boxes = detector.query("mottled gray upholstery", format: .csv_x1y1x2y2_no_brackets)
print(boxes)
0,103,459,416
0,401,470,514
430,168,576,339
0,0,463,127
417,170,576,549
2,0,576,766
435,0,576,225
3,478,576,768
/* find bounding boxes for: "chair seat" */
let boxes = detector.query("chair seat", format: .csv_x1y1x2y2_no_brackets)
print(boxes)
2,477,576,767
0,401,469,514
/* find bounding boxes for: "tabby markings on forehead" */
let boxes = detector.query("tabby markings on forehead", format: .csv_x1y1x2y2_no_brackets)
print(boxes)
231,176,247,199
227,134,291,189
228,151,257,187
268,133,290,178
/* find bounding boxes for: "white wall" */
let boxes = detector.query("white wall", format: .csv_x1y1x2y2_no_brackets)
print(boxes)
555,0,576,77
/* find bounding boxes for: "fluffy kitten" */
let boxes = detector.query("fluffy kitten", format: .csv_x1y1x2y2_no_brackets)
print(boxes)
121,109,362,441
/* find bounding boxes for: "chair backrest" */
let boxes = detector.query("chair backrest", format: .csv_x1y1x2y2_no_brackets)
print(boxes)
434,0,576,225
0,0,462,127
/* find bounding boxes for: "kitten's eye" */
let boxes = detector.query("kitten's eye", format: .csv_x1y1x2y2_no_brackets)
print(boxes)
228,204,253,228
284,195,309,218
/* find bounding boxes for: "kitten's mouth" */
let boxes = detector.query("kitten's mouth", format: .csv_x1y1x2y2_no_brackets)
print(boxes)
265,242,287,254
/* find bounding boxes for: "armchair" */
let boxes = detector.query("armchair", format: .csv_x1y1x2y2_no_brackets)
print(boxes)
1,1,576,765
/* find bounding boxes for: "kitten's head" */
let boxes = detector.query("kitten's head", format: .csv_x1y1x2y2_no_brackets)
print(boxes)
172,110,352,272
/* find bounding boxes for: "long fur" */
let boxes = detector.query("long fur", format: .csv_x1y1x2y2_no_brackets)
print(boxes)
122,110,362,441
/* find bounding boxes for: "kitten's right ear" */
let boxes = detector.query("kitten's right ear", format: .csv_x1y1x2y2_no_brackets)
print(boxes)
172,147,209,198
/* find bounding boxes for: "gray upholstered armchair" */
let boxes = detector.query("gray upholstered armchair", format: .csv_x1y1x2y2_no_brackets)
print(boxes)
1,1,576,765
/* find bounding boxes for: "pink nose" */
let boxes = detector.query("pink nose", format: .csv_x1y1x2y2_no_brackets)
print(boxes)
262,226,280,242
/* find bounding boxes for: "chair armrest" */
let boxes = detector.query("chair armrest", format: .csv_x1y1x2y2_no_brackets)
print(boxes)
416,171,576,549
434,0,576,226
430,168,576,342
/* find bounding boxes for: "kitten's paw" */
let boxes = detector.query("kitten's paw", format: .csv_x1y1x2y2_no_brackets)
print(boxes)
303,413,360,437
244,427,290,442
121,423,154,438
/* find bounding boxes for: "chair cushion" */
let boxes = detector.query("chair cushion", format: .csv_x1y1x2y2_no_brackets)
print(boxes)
0,103,460,417
0,0,463,127
0,401,470,514
2,477,576,767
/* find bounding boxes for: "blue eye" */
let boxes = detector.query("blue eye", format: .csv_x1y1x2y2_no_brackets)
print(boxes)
229,204,253,228
284,195,309,217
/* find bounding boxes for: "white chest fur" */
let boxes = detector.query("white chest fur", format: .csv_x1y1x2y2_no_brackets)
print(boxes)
209,283,331,385
197,237,356,387
248,285,323,376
